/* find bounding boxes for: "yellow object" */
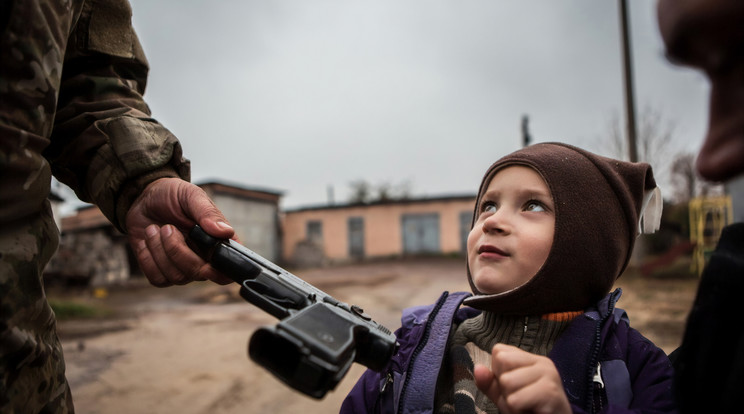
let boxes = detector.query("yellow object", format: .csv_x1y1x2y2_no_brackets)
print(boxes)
689,196,733,275
93,287,109,299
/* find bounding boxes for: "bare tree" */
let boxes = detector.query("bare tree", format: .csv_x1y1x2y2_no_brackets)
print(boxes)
348,179,413,204
606,105,675,166
669,152,724,203
670,153,697,202
348,179,373,204
376,181,394,202
599,105,677,190
387,179,412,201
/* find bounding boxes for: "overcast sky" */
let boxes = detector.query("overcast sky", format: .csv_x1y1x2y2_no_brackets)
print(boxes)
123,0,710,210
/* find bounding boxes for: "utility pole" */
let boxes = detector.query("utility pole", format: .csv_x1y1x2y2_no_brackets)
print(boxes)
619,0,638,162
521,114,532,148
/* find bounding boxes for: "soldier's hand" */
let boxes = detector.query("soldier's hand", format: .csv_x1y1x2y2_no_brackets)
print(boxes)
125,177,235,287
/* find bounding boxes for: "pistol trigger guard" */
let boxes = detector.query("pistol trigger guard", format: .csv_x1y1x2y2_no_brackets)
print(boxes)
239,283,291,319
243,280,298,308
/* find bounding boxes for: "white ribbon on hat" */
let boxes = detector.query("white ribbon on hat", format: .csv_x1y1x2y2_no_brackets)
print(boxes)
639,186,663,234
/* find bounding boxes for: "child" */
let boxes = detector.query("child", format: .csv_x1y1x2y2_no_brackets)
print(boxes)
341,142,676,413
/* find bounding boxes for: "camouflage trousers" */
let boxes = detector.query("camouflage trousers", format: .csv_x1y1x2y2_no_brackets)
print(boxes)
0,202,74,413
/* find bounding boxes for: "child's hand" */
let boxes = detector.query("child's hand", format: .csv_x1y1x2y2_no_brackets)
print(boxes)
473,344,571,414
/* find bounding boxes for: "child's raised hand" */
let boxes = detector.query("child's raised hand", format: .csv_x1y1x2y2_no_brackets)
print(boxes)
473,344,571,414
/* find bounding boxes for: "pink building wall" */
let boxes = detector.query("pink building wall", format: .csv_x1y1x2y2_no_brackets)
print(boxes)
282,197,476,263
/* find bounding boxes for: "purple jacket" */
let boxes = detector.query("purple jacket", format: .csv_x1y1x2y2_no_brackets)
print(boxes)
341,289,677,414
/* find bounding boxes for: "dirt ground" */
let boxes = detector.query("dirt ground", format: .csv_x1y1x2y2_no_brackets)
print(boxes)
50,258,698,414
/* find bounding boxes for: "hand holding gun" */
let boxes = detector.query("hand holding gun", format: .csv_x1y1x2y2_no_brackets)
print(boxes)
188,225,398,399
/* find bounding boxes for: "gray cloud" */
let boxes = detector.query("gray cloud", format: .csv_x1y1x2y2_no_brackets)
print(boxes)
129,0,709,209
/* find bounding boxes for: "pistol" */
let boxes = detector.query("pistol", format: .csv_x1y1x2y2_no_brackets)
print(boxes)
188,225,398,399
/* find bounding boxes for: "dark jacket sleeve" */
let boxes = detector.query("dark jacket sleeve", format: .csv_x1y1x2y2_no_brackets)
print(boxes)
44,0,189,232
552,296,677,414
672,223,744,413
621,327,677,413
341,302,436,413
342,319,413,413
592,324,677,414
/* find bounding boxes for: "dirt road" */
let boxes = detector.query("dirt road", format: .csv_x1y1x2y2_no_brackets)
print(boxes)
54,258,696,414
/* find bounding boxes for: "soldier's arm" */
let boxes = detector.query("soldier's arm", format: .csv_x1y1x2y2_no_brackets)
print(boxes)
44,0,189,232
44,1,238,287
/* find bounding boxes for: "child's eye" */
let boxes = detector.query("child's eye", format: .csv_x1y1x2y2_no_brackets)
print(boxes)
481,201,497,214
524,200,546,212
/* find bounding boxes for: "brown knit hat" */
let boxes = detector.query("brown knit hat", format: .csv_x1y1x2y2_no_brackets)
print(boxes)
464,142,661,315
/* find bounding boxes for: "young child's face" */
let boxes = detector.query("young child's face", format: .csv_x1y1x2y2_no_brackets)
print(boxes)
467,165,555,295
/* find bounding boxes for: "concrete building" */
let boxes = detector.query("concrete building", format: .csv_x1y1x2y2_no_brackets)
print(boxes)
282,194,477,267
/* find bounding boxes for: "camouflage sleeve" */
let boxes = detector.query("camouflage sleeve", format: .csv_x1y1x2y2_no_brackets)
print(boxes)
44,0,190,232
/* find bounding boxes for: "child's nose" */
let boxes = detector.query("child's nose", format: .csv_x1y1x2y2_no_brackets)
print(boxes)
482,210,511,234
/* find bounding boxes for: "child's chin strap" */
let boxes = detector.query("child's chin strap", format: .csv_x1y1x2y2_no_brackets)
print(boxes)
638,186,663,234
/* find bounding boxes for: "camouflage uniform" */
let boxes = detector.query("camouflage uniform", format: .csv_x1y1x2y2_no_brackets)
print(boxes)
1,0,190,412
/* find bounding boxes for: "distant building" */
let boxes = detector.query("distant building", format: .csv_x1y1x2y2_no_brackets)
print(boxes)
282,195,477,267
199,181,283,262
45,204,131,286
45,181,282,286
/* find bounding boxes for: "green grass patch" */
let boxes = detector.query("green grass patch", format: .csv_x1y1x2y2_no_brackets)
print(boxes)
49,300,111,320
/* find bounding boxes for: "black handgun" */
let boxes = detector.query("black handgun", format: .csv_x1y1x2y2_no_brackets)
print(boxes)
188,225,398,399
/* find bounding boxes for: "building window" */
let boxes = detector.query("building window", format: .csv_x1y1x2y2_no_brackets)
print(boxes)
307,220,323,244
401,213,440,254
348,217,365,259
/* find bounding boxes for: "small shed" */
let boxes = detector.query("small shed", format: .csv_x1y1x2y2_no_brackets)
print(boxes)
46,205,132,286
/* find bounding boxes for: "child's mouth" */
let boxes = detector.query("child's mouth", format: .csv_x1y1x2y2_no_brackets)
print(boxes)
478,245,509,257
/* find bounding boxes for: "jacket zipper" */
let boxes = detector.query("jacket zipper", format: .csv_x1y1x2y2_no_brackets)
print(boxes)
585,294,618,413
396,291,450,414
592,362,605,412
592,362,604,388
